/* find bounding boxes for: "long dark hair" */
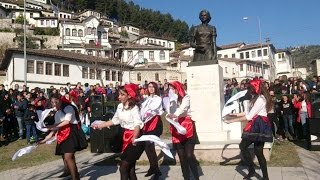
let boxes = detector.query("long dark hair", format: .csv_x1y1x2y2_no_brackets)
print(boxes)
147,82,160,96
119,86,139,109
249,82,273,112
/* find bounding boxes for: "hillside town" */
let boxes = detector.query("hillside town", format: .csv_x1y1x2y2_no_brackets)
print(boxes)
0,0,318,90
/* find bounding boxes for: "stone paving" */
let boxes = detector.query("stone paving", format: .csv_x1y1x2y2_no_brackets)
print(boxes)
1,146,319,180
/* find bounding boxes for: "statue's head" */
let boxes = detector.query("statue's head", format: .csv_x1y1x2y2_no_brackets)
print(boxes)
199,10,211,23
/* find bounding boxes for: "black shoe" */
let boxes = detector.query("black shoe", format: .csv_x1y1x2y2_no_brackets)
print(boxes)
145,168,161,177
243,170,256,179
58,171,70,178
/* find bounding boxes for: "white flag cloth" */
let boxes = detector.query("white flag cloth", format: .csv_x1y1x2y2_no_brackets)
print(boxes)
12,145,38,161
134,135,174,159
222,90,247,117
165,115,186,135
91,120,104,126
35,108,54,132
46,136,56,144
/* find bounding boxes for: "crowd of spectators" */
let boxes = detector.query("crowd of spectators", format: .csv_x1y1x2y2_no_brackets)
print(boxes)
224,75,320,141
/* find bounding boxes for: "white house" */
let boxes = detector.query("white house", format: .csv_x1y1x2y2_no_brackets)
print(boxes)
0,1,22,10
58,11,73,19
78,10,101,19
119,45,171,66
118,24,140,36
34,16,58,28
59,16,112,57
217,42,245,59
0,48,132,89
135,35,176,51
10,9,41,25
26,1,43,10
237,59,270,80
275,49,293,77
41,9,54,17
28,0,47,5
218,58,240,79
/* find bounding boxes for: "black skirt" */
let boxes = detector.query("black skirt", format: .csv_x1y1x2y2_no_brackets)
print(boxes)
120,142,145,163
56,124,88,155
173,121,200,150
143,116,163,137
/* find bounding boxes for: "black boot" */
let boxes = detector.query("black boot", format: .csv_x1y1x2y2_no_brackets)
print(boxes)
243,169,256,179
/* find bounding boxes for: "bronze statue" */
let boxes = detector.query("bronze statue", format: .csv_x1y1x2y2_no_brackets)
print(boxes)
190,10,218,64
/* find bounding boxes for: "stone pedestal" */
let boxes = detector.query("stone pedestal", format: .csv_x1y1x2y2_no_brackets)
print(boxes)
186,63,229,142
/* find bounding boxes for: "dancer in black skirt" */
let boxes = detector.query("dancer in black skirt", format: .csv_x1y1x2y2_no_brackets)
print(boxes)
47,96,87,180
91,83,145,180
166,81,200,180
224,79,273,180
140,82,163,178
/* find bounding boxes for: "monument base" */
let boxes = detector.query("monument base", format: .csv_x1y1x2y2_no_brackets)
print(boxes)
137,140,273,163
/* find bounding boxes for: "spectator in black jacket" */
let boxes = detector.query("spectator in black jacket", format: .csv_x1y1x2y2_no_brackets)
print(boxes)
281,95,295,139
23,105,38,144
13,94,28,139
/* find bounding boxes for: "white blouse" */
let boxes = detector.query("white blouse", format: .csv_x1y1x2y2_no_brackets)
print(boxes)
140,95,163,122
245,95,268,121
173,94,192,118
111,104,144,130
61,105,78,125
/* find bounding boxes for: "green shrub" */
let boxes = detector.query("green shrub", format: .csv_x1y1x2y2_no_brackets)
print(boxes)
0,28,12,32
33,27,59,36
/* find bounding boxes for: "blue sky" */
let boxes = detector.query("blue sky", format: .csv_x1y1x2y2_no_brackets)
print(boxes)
131,0,320,49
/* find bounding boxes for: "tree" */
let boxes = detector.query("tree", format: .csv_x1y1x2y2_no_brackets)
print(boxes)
16,36,39,49
15,15,28,24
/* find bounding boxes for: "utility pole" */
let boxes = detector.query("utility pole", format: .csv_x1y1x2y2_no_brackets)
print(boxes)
23,0,27,86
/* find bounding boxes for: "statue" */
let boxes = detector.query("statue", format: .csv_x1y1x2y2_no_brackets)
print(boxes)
190,10,218,64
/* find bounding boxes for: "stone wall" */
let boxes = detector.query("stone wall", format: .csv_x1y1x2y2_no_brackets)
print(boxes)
34,35,60,49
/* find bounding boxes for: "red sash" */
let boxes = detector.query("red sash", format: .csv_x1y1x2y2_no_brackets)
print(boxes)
170,116,193,143
243,115,269,132
122,129,134,152
143,115,160,132
57,122,81,144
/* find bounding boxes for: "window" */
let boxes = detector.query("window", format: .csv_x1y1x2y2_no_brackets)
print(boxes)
240,64,243,71
232,53,235,58
89,68,95,79
92,27,96,35
97,50,101,57
112,71,116,81
87,27,91,35
245,52,249,58
137,73,141,81
64,15,66,18
251,51,256,58
97,31,102,39
105,70,110,80
54,63,61,76
78,29,83,37
46,20,49,26
41,20,44,25
60,14,62,18
155,73,159,81
118,71,122,81
30,13,33,18
63,65,69,77
278,53,284,59
169,43,171,48
138,51,144,60
27,60,34,73
224,55,228,58
72,29,77,36
52,20,55,26
76,50,81,53
82,67,88,79
240,53,244,59
163,42,166,46
232,68,235,75
160,50,165,60
36,61,44,74
257,50,262,57
149,51,154,60
218,54,222,58
87,50,93,55
128,50,133,60
225,67,228,73
103,32,107,39
263,49,268,56
65,28,70,36
105,50,110,57
45,62,52,75
96,69,101,80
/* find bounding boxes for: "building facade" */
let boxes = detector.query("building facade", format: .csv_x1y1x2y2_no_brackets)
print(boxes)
274,49,293,77
135,36,176,52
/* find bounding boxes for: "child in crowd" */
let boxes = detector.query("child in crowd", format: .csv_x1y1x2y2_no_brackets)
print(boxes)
23,105,39,144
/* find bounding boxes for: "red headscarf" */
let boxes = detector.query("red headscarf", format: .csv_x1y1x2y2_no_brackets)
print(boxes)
249,79,263,94
124,83,139,100
170,81,185,98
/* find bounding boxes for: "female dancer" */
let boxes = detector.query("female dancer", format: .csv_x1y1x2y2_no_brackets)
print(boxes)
224,79,273,180
140,82,163,178
166,81,200,180
91,84,145,180
47,95,88,180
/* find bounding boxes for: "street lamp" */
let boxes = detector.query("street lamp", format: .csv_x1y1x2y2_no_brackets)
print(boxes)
243,16,264,79
24,0,27,86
